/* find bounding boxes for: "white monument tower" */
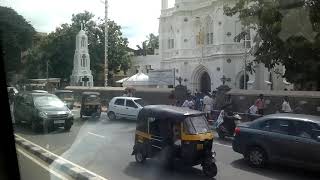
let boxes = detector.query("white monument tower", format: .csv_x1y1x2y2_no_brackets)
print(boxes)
70,24,93,87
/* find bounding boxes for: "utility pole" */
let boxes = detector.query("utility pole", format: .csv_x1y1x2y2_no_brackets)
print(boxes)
104,0,108,87
243,31,247,90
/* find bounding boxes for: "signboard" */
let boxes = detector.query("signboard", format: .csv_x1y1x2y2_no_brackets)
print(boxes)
148,69,175,86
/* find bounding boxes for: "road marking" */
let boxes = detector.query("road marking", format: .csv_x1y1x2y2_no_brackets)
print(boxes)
213,142,232,148
88,132,106,139
15,134,108,180
17,148,69,180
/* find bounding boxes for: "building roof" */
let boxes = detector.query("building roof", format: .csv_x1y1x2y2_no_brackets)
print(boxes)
122,72,150,86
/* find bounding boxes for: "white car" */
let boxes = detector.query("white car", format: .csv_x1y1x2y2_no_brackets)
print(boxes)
107,97,145,120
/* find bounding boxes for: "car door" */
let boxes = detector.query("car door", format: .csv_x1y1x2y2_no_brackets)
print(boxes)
13,95,24,120
112,98,125,118
291,121,320,166
125,99,139,120
23,94,35,123
260,119,296,162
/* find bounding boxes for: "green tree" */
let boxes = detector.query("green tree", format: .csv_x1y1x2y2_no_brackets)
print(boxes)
136,33,159,56
0,6,35,79
25,11,131,86
224,0,320,90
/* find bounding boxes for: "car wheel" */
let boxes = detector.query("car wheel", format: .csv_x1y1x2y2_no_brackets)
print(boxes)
13,110,21,125
203,162,217,177
64,123,72,131
246,147,267,168
135,150,146,164
31,120,40,133
108,111,116,121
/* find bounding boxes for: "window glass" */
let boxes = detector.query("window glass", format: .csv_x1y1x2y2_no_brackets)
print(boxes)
149,117,160,136
114,99,125,106
126,100,137,108
292,121,317,139
136,112,148,132
269,119,290,135
25,95,33,105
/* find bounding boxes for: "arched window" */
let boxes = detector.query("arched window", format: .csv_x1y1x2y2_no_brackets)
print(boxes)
81,36,86,48
81,54,86,67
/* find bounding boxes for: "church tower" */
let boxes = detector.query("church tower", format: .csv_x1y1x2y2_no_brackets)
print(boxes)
70,24,94,87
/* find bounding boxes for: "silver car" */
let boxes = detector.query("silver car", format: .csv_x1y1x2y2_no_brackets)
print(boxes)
107,97,145,120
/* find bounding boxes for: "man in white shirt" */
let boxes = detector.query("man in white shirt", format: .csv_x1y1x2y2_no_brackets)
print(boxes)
281,96,292,113
203,92,213,119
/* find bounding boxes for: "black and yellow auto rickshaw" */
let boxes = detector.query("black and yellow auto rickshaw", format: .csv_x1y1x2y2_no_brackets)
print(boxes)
54,90,75,109
80,92,101,118
131,105,217,177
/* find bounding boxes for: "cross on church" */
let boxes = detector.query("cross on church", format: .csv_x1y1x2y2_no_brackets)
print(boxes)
82,76,90,86
220,75,231,85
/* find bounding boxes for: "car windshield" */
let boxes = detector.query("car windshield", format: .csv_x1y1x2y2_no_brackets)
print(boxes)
184,116,210,135
34,95,65,107
86,95,100,102
134,99,146,107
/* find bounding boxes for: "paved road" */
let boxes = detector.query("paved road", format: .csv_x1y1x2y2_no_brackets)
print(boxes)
14,108,320,180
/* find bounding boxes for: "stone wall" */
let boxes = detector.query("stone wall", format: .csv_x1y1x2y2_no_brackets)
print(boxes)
226,89,320,116
65,86,173,105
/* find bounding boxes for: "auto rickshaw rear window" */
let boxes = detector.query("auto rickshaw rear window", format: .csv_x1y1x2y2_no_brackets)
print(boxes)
184,116,210,135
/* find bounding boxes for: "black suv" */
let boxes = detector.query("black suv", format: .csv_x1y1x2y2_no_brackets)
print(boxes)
233,114,320,170
14,92,74,132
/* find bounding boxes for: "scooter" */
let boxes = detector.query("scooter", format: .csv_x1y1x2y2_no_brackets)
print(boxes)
214,110,241,139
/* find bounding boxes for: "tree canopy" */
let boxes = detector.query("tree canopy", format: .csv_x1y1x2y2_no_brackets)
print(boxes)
136,33,159,56
0,6,35,76
25,11,131,86
224,0,320,90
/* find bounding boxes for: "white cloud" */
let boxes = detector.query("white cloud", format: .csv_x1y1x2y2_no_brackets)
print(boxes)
1,0,164,49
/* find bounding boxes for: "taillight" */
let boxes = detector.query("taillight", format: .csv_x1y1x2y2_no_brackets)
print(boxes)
234,127,241,136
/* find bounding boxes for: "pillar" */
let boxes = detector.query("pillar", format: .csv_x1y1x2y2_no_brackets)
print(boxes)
162,0,168,10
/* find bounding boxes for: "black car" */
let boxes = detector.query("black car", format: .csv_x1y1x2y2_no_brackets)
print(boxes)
232,113,320,170
14,92,74,132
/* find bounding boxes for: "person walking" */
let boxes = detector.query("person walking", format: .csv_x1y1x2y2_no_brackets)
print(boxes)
203,92,213,120
255,94,265,115
281,96,292,113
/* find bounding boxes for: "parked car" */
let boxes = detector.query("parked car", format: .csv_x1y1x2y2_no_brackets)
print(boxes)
233,113,320,170
14,92,74,132
107,97,145,120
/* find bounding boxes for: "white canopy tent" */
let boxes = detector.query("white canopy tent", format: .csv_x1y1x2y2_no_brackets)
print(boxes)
122,72,156,88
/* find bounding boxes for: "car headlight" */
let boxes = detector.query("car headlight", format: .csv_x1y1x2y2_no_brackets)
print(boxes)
67,111,74,118
39,112,47,119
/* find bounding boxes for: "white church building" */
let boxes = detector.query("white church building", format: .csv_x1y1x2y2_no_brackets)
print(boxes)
130,0,291,93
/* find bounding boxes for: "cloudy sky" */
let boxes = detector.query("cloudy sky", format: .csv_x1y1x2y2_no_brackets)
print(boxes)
2,0,175,49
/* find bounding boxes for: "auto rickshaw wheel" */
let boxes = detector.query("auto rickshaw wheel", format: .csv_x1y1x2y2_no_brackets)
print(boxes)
203,162,217,178
108,111,116,121
135,150,146,163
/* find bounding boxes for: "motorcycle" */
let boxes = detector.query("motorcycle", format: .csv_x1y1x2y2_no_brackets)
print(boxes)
214,110,242,139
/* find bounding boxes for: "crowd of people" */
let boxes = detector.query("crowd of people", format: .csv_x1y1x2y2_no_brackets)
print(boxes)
169,90,298,122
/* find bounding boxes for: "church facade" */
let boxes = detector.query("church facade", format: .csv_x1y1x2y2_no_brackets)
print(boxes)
131,0,291,92
70,26,94,87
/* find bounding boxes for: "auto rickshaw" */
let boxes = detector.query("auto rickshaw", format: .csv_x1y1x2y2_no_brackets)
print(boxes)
131,105,217,177
80,92,101,118
54,90,75,109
